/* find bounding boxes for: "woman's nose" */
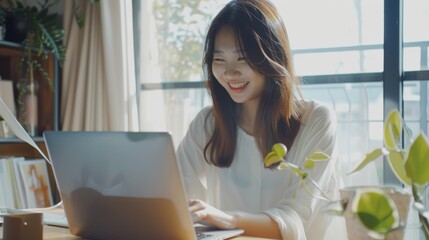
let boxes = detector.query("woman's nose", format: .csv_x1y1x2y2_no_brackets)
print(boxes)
224,65,240,78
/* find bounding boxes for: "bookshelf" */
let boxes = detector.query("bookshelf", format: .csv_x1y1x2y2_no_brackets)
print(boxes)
0,40,60,204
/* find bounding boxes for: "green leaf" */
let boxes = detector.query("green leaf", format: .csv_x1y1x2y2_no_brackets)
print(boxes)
303,152,330,169
303,160,315,169
306,152,330,161
353,190,399,237
387,151,412,186
272,143,287,158
404,133,429,185
384,110,402,150
348,148,389,175
276,162,288,170
264,143,288,168
286,162,308,179
264,151,283,168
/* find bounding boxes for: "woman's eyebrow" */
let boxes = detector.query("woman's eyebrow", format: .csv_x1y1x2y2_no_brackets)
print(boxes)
213,49,244,54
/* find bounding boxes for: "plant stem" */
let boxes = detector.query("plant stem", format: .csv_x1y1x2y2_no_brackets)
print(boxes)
412,184,429,239
307,178,333,202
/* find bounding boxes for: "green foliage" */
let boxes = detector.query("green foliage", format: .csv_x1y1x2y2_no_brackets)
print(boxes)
153,0,212,82
264,143,287,168
4,0,65,132
263,143,332,201
353,190,399,238
348,148,389,174
349,109,429,238
404,133,429,185
6,0,66,84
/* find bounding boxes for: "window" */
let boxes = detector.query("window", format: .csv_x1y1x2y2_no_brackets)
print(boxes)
139,0,429,189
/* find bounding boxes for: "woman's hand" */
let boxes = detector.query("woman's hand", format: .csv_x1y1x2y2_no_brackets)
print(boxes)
188,199,238,229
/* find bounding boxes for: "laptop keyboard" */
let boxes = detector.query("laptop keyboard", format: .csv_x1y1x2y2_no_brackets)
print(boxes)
43,212,69,227
197,232,214,239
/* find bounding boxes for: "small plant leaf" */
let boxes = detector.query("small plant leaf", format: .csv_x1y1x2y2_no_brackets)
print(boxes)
348,148,389,175
387,151,412,186
304,152,330,169
272,143,287,158
264,151,283,168
353,190,399,238
384,110,402,151
264,143,288,168
404,133,429,185
303,160,315,169
286,162,308,179
306,152,330,161
276,162,288,170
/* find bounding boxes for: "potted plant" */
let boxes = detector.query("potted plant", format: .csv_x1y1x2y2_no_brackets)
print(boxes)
346,109,429,239
2,0,65,135
264,109,429,239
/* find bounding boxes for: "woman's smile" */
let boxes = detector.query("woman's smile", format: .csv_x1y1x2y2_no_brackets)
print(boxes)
228,81,249,92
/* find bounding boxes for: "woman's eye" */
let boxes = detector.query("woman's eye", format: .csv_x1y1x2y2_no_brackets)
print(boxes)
213,58,224,62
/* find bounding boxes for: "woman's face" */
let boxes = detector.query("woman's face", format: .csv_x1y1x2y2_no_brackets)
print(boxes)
212,26,266,108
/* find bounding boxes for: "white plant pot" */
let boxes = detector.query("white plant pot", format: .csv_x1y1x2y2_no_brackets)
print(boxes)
340,186,411,240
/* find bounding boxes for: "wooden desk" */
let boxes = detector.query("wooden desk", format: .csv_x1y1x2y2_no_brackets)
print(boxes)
0,225,272,239
0,208,274,240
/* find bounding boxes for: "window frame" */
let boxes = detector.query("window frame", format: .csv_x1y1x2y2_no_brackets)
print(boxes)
140,0,429,186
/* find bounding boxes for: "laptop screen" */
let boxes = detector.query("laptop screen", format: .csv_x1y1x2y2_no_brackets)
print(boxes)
43,131,196,239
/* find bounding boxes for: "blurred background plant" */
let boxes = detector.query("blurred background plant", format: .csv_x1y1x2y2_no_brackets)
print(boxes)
0,0,98,135
1,0,65,135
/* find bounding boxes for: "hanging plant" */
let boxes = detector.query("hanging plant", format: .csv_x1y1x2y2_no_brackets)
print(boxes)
3,0,66,134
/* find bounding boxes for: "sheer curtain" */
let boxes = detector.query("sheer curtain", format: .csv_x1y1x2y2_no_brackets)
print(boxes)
62,0,139,131
134,0,167,131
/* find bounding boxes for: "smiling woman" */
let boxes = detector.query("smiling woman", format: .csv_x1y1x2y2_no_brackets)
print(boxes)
175,1,344,239
211,26,266,121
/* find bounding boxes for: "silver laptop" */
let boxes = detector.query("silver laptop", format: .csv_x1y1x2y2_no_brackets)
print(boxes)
43,131,243,240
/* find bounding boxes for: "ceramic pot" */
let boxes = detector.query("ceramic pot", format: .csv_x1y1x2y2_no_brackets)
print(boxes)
340,186,411,240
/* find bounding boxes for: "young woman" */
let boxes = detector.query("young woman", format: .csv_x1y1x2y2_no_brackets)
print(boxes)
176,0,342,239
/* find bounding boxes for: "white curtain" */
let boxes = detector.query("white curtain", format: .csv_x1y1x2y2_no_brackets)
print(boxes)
137,0,167,131
62,0,139,131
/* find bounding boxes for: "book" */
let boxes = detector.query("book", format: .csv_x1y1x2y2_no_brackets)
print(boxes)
11,157,27,209
0,157,16,208
0,80,16,117
0,80,16,138
18,159,53,208
0,170,5,207
0,95,54,208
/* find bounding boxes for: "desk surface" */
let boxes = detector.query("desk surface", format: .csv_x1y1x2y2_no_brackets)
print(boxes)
0,225,272,240
0,208,274,240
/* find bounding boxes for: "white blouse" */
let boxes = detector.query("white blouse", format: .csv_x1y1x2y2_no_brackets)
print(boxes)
176,100,342,240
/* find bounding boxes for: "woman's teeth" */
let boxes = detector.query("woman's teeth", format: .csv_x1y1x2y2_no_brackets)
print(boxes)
229,82,248,88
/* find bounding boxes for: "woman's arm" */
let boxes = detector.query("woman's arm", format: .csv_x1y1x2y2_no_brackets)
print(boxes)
189,199,282,239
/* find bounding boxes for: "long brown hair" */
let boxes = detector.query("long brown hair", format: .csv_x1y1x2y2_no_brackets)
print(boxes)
203,0,303,167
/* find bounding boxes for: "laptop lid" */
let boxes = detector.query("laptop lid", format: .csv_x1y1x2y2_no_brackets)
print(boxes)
43,131,197,239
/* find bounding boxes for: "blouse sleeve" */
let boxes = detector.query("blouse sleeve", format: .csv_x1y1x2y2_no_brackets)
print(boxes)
264,102,341,240
176,107,212,201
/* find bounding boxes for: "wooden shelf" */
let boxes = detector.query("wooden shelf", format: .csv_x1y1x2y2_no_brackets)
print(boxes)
0,40,61,205
0,42,56,136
